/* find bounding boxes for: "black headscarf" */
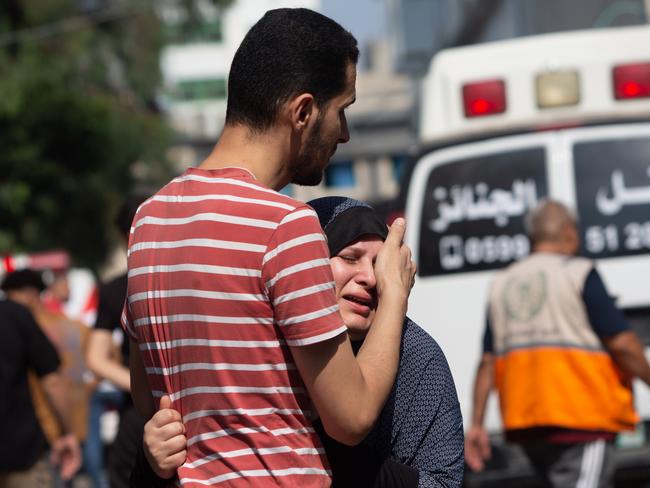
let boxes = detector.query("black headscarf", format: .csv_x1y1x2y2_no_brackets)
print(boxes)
308,196,388,257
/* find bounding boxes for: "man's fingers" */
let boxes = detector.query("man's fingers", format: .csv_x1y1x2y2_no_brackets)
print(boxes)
465,428,491,471
60,455,81,481
468,456,484,472
465,441,485,472
464,445,477,469
151,407,183,428
58,442,81,480
385,217,406,246
159,394,172,410
166,433,188,453
165,450,188,470
150,421,186,442
480,438,492,459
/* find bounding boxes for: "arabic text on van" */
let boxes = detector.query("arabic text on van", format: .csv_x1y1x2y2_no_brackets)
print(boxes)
430,179,539,232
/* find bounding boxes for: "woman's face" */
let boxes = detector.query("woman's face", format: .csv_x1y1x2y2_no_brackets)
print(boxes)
330,235,383,340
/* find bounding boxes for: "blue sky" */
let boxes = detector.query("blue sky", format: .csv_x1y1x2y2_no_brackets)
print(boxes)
322,0,387,48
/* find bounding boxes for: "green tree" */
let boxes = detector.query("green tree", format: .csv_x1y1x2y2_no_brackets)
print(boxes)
0,0,231,270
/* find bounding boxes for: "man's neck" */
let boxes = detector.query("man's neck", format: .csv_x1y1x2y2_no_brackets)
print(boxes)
533,242,570,255
199,124,291,191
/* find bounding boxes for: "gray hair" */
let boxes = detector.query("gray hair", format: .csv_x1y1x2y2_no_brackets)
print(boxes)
524,199,576,245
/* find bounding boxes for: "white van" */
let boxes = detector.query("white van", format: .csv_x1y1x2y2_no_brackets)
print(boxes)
403,26,650,484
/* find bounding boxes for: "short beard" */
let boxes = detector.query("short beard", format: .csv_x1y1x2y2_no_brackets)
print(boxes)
289,112,330,186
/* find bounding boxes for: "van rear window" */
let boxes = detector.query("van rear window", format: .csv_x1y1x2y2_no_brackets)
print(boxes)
574,137,650,260
418,148,548,276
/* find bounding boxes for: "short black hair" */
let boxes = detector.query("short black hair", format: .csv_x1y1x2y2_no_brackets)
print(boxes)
1,269,46,293
225,8,358,132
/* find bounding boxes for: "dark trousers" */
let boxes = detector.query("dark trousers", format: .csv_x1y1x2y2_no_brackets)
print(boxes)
523,440,615,488
109,405,144,488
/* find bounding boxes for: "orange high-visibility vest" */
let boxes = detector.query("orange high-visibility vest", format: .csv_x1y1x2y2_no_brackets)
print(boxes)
488,253,637,433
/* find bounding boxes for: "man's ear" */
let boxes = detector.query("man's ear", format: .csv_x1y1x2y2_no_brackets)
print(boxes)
288,93,315,131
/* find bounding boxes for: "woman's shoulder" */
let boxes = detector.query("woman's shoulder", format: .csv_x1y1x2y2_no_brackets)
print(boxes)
401,318,456,382
402,318,442,355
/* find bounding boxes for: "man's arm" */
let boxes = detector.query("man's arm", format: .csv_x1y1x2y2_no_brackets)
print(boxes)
86,329,130,391
129,338,156,420
465,352,494,472
581,268,650,386
291,294,406,446
603,331,650,385
290,219,414,446
40,371,82,480
40,371,75,433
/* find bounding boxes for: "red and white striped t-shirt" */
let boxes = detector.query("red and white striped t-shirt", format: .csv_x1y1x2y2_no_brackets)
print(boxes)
121,167,346,487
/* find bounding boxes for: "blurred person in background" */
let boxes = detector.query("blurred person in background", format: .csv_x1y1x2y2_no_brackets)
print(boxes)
465,199,650,488
86,194,148,488
1,269,89,486
43,270,72,315
41,265,102,486
137,197,464,488
0,292,82,485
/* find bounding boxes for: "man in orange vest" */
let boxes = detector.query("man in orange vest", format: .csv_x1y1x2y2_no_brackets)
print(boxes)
465,199,650,487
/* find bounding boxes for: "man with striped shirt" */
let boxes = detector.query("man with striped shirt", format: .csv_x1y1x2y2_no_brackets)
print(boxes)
122,8,416,487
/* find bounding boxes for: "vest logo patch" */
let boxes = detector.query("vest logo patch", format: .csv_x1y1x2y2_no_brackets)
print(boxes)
502,271,547,322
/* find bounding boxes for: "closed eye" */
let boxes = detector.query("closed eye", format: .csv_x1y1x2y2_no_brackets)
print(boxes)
337,254,357,263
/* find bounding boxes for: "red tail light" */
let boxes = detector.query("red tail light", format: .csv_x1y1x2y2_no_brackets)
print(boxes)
613,62,650,100
462,79,506,117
